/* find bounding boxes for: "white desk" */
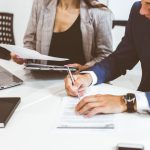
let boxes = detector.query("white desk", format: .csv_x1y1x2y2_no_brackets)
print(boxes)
0,59,150,150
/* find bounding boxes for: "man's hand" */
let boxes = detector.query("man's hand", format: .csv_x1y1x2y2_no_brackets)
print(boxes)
11,52,26,64
76,94,127,117
64,73,93,97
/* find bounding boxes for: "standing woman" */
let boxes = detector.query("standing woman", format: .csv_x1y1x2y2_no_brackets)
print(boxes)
12,0,113,70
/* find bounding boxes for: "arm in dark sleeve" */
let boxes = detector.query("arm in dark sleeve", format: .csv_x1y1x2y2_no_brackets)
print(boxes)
145,93,150,107
89,2,139,84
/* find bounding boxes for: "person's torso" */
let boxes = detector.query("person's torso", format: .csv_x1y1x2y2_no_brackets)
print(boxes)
33,0,106,63
132,2,150,91
48,15,85,65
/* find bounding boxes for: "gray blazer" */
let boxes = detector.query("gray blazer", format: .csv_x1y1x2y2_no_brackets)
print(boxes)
24,0,113,66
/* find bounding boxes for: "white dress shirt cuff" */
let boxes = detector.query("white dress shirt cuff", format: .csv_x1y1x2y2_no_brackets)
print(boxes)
135,93,149,111
80,71,98,86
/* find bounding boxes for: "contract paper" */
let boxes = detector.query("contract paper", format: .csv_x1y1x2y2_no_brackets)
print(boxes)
0,44,68,61
57,97,114,129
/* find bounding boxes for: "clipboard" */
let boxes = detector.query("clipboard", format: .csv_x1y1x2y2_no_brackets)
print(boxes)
24,63,77,72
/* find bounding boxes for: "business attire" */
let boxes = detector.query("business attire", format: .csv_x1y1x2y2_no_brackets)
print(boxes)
23,0,112,66
48,15,86,65
89,1,150,108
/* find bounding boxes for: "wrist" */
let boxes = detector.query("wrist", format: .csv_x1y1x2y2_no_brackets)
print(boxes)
122,93,137,113
82,65,90,70
85,73,93,86
134,102,137,111
120,96,127,112
80,71,98,85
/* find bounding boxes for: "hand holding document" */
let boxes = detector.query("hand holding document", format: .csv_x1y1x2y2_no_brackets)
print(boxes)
0,44,68,61
57,84,117,129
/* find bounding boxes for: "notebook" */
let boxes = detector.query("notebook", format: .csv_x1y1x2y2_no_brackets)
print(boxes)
0,97,21,128
24,63,77,72
0,65,23,90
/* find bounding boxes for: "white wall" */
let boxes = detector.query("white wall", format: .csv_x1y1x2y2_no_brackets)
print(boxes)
108,0,139,49
109,0,138,19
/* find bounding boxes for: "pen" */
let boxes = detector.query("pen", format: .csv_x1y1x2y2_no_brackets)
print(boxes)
65,65,81,101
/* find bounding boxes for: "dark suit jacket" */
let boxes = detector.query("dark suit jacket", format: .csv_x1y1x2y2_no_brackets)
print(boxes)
89,1,150,106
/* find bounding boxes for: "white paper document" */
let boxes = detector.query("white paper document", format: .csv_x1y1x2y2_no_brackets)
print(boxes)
57,97,114,129
57,83,141,129
0,44,68,61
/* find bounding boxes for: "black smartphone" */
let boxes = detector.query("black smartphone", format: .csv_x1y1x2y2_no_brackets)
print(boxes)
117,143,144,150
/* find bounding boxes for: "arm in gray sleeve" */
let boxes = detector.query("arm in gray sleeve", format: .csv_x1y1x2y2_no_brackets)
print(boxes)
23,0,41,50
85,8,113,67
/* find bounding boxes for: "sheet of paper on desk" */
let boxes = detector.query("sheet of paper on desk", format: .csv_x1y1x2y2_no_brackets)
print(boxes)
0,44,68,61
57,97,114,129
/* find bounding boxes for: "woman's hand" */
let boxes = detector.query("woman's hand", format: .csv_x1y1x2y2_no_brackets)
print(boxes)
76,94,127,117
67,63,90,72
11,53,26,64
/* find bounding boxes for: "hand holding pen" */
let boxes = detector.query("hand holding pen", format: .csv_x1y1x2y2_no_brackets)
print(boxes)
65,65,81,100
65,65,93,98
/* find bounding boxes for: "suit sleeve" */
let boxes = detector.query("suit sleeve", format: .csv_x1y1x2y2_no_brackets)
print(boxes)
89,2,139,84
145,93,150,107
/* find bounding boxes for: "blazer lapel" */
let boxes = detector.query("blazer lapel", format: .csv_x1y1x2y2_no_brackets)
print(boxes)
80,0,94,62
40,0,94,62
41,0,58,56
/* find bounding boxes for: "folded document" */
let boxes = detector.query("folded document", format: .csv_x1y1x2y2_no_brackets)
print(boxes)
0,44,68,61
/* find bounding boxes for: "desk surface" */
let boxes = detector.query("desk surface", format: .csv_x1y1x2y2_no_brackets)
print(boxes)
0,59,150,150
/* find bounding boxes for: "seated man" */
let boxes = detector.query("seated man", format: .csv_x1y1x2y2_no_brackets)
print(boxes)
65,0,150,117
